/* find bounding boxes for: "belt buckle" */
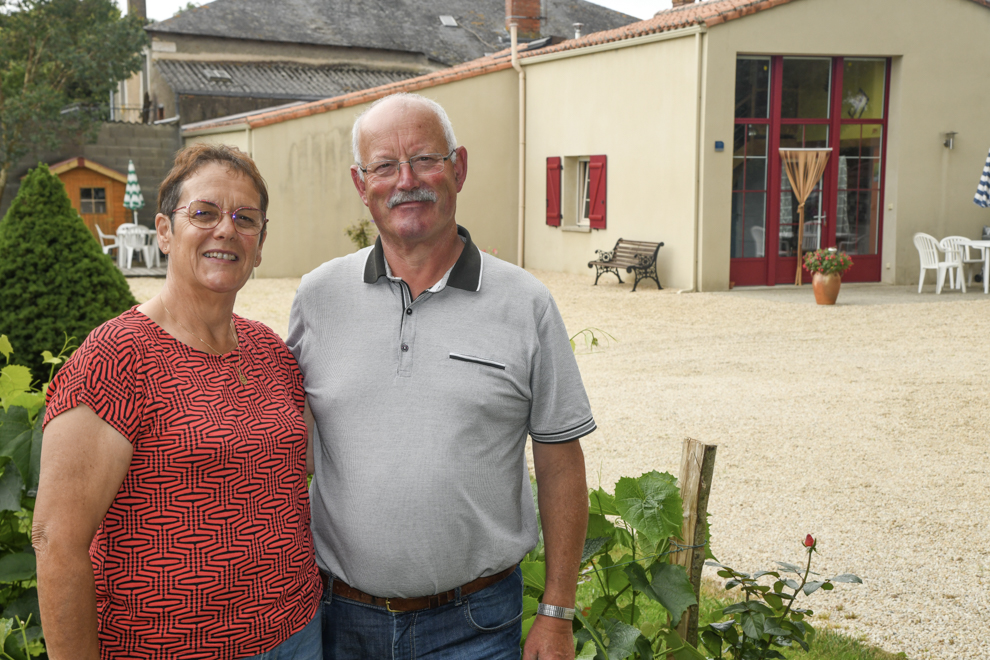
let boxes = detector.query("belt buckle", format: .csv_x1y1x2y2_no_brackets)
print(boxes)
385,598,399,613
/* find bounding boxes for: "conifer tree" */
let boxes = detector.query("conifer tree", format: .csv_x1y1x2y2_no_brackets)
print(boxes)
0,164,137,381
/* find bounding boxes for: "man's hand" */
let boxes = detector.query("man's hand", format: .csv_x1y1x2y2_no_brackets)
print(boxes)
523,614,575,660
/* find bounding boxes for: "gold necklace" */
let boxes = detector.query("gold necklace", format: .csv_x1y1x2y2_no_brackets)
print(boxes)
161,290,248,386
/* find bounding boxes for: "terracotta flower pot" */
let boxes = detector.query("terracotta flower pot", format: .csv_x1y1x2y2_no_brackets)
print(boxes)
812,272,841,305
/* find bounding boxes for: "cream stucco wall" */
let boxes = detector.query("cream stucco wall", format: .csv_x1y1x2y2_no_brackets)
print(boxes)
699,0,990,288
522,32,704,291
184,69,520,277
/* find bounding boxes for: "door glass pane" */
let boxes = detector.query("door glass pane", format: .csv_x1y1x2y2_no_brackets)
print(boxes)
837,125,882,255
781,58,831,119
731,192,744,258
778,125,828,257
732,124,769,259
842,59,886,120
735,57,771,119
744,193,766,258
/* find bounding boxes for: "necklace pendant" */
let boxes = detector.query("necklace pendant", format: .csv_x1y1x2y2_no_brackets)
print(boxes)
238,370,248,386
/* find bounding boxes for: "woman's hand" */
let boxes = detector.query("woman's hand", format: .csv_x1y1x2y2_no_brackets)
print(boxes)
33,405,133,660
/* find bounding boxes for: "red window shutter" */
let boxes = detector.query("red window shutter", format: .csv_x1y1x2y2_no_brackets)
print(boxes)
588,155,607,229
546,157,562,227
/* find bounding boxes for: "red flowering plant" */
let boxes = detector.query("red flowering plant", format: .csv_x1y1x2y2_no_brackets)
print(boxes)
803,248,853,276
700,535,861,660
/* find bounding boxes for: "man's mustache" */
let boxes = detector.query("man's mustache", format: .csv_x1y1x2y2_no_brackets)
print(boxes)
386,188,438,209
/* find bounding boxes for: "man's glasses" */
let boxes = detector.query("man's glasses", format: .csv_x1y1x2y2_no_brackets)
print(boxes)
172,200,267,236
359,150,455,180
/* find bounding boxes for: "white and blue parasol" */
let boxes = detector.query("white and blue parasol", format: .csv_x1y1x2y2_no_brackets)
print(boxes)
975,148,990,208
123,159,145,223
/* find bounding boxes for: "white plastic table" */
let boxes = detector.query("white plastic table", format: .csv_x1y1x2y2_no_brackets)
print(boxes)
968,239,990,294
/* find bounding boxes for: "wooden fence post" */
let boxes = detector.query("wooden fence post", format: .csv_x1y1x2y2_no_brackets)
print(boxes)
671,438,717,647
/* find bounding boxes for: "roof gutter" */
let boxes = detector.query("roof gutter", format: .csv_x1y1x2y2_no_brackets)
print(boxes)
520,23,707,66
182,121,250,138
510,24,526,269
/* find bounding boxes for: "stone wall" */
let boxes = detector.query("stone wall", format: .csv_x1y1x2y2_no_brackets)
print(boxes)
1,122,181,227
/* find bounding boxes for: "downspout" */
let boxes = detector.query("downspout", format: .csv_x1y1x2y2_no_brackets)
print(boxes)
689,29,706,292
510,24,526,268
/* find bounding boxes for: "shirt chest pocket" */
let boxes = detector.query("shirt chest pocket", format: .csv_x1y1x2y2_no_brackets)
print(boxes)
443,351,529,406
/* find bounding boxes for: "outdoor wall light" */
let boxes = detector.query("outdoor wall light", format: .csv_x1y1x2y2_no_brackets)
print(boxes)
943,131,957,149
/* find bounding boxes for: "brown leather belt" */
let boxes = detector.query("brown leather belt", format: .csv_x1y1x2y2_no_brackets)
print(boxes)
319,564,516,613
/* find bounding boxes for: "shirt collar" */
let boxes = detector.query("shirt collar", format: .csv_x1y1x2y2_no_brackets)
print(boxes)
363,225,483,292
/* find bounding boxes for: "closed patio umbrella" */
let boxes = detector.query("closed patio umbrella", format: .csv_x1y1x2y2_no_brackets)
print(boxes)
974,147,990,208
780,148,832,285
123,159,145,224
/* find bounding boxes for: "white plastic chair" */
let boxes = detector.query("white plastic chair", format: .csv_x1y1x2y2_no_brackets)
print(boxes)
95,225,118,256
751,226,765,258
117,225,158,270
802,220,821,251
939,236,974,290
913,233,963,294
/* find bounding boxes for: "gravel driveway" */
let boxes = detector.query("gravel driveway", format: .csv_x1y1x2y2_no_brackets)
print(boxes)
128,272,990,660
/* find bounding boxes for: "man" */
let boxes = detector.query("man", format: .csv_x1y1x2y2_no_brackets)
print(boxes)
287,93,594,660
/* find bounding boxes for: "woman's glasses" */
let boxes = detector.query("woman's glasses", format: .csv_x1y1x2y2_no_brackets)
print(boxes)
172,200,267,236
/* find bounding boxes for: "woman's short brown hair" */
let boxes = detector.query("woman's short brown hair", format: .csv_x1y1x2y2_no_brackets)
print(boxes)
158,143,269,218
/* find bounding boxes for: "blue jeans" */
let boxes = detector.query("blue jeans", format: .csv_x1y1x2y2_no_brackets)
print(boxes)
322,567,523,659
242,610,322,660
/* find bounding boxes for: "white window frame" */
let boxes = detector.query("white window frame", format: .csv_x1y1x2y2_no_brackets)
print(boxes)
576,158,592,227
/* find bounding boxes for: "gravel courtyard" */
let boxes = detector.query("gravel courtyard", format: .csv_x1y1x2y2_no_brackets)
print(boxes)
128,273,990,660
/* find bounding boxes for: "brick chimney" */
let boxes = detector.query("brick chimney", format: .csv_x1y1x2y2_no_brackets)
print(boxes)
128,0,147,19
672,0,695,6
506,0,541,39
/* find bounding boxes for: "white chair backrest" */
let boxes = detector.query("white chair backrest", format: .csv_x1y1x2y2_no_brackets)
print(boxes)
802,221,821,251
95,224,115,245
913,233,941,268
751,226,765,257
117,224,149,249
939,236,966,266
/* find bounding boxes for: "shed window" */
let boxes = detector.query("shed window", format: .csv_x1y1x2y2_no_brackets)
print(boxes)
80,188,107,214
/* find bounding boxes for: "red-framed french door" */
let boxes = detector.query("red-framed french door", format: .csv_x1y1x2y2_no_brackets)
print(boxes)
730,55,890,286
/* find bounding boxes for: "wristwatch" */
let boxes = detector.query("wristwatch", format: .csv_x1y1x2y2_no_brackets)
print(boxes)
537,603,576,621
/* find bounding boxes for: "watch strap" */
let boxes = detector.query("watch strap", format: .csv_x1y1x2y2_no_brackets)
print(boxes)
537,603,576,620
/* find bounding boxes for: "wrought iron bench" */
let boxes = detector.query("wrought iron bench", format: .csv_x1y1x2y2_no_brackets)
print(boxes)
587,238,664,292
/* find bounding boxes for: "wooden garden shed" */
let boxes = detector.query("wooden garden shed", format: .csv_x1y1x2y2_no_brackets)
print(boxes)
49,157,128,240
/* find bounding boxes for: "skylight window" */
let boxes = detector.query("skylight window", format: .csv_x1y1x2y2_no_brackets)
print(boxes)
203,68,232,83
439,15,458,27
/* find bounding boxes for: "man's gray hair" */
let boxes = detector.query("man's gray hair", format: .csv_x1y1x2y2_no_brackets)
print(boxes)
352,93,458,179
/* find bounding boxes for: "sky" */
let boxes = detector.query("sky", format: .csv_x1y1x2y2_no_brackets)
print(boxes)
116,0,673,23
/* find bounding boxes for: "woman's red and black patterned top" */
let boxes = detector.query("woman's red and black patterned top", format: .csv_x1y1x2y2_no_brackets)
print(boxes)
44,307,322,660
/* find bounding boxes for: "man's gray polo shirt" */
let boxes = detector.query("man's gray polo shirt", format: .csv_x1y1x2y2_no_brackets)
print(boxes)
287,226,595,598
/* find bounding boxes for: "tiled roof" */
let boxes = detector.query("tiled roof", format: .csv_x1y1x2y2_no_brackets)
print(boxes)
182,53,517,133
148,0,638,67
184,0,990,134
157,60,420,101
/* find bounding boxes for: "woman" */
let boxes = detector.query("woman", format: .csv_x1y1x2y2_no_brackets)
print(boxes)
33,144,322,660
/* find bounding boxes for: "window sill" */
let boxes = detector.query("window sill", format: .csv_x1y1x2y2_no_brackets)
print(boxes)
562,225,592,233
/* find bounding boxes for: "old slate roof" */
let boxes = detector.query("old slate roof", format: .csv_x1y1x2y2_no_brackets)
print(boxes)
146,0,639,66
156,60,419,100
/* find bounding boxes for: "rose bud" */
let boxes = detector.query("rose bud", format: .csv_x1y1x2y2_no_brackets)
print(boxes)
804,534,815,547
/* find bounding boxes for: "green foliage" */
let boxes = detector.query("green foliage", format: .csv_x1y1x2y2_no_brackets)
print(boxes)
344,219,378,250
698,583,901,660
701,538,862,660
803,249,853,276
0,0,149,204
525,471,705,659
569,328,616,354
0,336,68,659
0,164,135,380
